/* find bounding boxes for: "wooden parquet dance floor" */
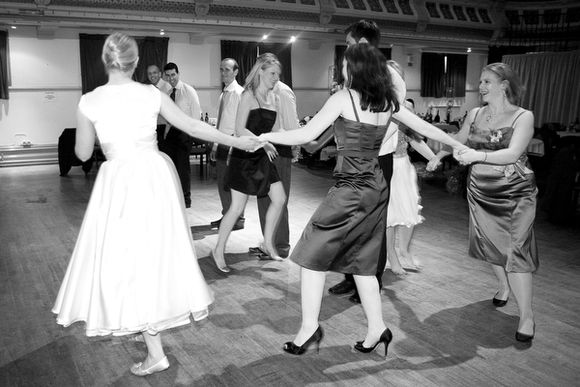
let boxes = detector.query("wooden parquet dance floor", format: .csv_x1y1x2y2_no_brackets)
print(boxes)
1,162,579,387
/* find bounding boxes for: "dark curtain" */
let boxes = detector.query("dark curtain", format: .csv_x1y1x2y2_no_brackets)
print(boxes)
445,54,467,97
334,45,391,85
221,40,259,89
0,30,8,99
503,50,580,127
258,42,293,88
134,37,169,84
79,34,107,94
80,34,169,94
421,53,445,97
488,45,531,64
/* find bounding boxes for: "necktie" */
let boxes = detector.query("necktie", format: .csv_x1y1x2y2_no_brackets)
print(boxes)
165,88,177,139
216,91,227,130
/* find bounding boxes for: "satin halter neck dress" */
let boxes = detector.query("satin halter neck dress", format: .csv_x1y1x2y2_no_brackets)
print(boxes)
466,107,539,273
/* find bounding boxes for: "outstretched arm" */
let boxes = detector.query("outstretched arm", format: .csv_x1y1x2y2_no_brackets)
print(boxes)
160,93,258,151
260,91,345,145
393,107,464,149
301,126,334,153
409,138,437,162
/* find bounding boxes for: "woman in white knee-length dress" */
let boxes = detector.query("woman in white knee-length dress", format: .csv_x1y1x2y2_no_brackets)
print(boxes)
52,32,258,376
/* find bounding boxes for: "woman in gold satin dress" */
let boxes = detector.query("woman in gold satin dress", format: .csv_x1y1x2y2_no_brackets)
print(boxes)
433,63,538,343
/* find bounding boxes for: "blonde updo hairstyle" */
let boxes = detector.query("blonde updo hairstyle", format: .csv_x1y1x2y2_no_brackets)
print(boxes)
101,32,139,74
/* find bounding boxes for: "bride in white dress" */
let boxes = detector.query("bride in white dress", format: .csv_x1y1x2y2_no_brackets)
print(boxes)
52,32,259,376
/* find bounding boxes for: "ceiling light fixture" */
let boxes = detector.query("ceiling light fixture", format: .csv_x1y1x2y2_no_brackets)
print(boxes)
262,34,269,40
289,36,296,43
160,29,165,36
467,47,472,53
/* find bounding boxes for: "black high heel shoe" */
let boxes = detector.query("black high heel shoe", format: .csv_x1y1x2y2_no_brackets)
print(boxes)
516,322,535,342
354,328,393,357
283,326,324,355
492,292,509,307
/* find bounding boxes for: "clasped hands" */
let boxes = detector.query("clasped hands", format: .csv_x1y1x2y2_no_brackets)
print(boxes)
453,146,482,165
425,145,483,172
237,135,279,162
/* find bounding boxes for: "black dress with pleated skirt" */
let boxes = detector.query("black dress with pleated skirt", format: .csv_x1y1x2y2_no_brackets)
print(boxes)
227,108,280,197
290,90,389,276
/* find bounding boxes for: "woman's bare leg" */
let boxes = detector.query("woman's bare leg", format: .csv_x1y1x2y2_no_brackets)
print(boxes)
261,182,286,260
491,264,510,301
386,226,406,275
507,272,534,335
292,267,326,345
213,190,248,270
140,332,165,367
353,275,387,346
398,225,421,269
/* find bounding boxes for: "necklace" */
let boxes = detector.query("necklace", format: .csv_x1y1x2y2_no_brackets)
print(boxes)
485,107,500,122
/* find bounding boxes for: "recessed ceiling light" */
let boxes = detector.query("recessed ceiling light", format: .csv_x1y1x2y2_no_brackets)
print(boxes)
289,36,296,43
262,34,269,40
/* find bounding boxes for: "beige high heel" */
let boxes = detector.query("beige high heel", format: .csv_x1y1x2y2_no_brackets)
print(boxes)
210,250,231,273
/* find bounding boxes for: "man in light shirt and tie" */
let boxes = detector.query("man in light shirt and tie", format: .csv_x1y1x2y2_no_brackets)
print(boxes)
210,58,245,230
159,62,201,209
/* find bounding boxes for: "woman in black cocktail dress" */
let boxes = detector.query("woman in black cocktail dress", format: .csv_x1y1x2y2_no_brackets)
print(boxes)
211,54,287,272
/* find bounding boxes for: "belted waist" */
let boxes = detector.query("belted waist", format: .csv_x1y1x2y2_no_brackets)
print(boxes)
337,149,379,158
101,134,158,160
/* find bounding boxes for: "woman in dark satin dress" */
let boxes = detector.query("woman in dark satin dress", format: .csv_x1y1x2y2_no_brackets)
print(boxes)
261,44,464,356
435,63,538,342
211,54,287,272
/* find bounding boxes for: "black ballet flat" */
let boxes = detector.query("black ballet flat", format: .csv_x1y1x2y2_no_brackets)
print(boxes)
515,331,534,342
283,326,324,355
492,292,509,307
354,328,393,357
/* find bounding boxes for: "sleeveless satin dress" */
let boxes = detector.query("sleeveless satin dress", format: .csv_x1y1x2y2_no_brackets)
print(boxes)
290,91,390,275
467,108,539,272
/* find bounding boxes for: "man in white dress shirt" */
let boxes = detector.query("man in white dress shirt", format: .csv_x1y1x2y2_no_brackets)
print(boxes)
159,62,201,209
210,58,245,230
256,79,300,258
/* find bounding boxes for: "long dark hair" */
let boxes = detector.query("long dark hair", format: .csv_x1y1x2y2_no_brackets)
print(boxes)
343,44,399,113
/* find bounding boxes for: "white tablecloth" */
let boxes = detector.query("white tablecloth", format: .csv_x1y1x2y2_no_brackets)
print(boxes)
557,131,580,137
527,138,545,156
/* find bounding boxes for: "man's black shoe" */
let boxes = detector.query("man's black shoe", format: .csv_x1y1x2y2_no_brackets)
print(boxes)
349,292,361,304
328,279,356,295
